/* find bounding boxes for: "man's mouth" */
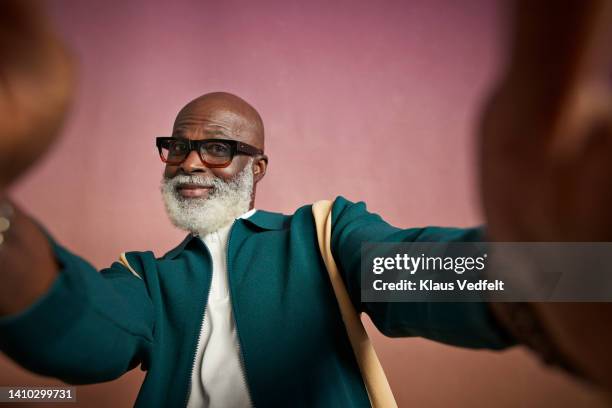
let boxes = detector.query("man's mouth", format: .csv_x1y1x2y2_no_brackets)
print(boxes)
176,183,213,198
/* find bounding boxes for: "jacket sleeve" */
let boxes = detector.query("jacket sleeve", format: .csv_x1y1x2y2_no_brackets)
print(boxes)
329,196,515,350
0,231,155,384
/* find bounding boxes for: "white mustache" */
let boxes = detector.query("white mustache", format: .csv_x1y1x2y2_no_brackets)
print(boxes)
166,174,218,184
166,174,220,188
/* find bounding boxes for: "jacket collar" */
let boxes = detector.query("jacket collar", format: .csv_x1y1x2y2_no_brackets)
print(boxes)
242,209,288,231
162,209,289,260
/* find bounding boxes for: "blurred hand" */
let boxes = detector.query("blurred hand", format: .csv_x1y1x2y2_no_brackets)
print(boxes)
480,0,612,392
480,0,612,242
480,80,612,242
0,0,74,192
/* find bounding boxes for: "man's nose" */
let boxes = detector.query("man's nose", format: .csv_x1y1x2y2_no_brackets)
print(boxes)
180,150,208,174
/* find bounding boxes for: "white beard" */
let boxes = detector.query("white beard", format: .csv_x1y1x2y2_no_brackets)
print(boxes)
160,160,254,236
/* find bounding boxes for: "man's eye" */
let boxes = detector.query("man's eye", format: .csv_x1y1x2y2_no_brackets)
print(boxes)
170,142,188,153
207,143,230,155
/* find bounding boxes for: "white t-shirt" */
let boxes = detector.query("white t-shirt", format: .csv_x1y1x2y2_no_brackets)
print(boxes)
186,209,256,408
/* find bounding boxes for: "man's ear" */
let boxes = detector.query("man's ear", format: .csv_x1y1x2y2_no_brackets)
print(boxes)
252,155,268,184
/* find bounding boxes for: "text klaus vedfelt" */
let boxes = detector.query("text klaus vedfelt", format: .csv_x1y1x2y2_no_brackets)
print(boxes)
371,253,504,292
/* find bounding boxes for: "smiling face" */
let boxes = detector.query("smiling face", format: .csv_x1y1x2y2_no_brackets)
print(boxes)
164,92,266,201
160,92,268,235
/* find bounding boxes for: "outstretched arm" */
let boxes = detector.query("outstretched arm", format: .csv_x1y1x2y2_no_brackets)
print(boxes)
0,225,155,384
329,196,514,350
0,0,154,384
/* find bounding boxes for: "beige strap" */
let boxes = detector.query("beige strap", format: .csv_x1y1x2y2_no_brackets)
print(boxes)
119,252,142,279
312,200,397,408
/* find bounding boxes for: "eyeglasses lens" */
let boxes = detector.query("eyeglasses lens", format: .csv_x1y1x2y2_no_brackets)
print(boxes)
200,141,232,165
161,140,189,164
160,140,233,166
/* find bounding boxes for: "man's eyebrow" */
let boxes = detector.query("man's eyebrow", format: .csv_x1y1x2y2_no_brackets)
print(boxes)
203,129,230,137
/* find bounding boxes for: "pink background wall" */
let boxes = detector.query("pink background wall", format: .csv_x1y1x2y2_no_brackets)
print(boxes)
2,0,607,406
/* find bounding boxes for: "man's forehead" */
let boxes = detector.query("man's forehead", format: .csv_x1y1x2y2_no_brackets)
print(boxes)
171,92,264,149
172,108,253,139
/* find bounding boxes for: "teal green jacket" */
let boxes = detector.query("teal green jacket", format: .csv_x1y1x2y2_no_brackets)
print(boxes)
0,197,513,407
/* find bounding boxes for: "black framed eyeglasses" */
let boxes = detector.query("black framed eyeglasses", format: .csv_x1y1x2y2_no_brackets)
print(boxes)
156,137,264,168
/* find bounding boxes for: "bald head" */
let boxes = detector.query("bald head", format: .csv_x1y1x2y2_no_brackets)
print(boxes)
173,92,265,150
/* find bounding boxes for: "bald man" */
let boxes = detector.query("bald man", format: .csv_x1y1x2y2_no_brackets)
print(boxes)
160,92,267,407
0,89,516,407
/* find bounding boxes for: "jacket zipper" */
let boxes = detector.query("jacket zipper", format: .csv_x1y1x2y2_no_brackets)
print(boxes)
183,223,255,407
226,222,255,407
184,237,213,408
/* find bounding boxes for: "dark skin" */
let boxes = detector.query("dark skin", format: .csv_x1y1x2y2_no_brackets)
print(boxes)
0,0,74,192
165,92,268,209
